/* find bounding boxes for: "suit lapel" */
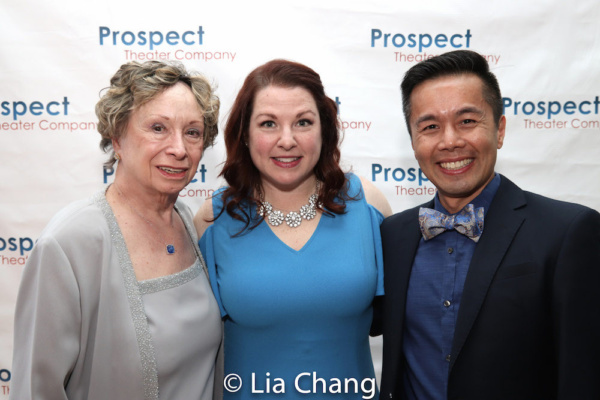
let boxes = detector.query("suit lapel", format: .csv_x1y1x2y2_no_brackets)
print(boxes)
449,177,527,370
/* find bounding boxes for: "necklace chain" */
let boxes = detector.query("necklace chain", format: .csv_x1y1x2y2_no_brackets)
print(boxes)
113,184,176,255
258,184,321,228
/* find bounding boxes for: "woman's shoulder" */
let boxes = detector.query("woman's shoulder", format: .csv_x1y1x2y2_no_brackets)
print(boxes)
194,199,215,238
44,194,107,237
33,193,110,257
193,186,229,237
350,173,392,218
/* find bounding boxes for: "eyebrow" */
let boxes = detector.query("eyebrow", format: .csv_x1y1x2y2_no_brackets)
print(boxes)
254,109,317,119
414,114,437,126
146,114,204,125
147,113,172,120
296,110,317,120
414,106,485,126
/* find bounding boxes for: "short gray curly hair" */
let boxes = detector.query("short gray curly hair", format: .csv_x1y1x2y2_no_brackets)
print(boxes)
96,60,219,167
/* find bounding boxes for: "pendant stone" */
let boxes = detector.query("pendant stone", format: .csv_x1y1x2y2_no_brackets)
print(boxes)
166,244,175,255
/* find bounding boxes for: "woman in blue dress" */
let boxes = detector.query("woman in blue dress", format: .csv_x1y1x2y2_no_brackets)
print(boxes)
195,59,392,399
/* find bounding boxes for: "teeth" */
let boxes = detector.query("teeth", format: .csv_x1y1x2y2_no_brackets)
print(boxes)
159,167,185,173
274,157,300,162
440,159,473,170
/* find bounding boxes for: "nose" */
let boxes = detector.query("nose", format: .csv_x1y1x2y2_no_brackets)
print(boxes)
277,126,297,150
167,131,187,159
438,126,465,151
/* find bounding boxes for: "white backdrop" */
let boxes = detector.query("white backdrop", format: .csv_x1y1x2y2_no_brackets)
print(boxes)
2,0,600,396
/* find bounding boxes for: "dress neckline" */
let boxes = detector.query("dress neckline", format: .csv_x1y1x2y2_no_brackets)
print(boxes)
260,212,325,253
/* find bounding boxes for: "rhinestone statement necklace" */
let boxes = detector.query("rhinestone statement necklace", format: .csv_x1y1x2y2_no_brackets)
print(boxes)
258,193,319,228
114,184,176,255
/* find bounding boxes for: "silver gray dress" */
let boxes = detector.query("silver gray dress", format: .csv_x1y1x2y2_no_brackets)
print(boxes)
10,191,222,400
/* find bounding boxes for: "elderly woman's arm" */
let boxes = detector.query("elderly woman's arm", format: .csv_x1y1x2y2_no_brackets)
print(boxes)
11,236,81,400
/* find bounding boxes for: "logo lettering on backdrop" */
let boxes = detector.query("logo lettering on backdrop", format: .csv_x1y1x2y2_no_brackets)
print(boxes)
99,26,237,62
336,97,373,133
370,28,501,65
99,26,205,49
1,98,69,121
0,237,33,266
0,97,97,133
182,164,215,199
0,368,10,396
371,29,472,51
372,164,436,197
503,96,600,130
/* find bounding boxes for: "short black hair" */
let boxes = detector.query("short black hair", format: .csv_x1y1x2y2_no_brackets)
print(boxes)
401,50,502,136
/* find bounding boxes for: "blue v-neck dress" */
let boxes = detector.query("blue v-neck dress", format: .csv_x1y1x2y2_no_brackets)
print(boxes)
200,174,384,399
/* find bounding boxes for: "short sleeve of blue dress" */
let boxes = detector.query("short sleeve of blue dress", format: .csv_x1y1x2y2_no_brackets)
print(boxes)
200,173,384,399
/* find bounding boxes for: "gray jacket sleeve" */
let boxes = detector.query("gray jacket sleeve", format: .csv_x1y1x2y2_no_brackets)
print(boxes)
11,235,81,400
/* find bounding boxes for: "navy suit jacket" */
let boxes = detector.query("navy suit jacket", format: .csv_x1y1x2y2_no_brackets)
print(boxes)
376,175,600,400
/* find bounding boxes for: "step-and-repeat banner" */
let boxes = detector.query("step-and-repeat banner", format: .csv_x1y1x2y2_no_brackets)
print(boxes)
1,0,599,395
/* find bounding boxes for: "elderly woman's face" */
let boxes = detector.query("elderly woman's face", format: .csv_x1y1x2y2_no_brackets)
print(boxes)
248,85,322,193
113,82,205,196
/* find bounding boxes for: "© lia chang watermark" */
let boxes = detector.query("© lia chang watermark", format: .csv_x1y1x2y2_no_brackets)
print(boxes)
223,372,376,399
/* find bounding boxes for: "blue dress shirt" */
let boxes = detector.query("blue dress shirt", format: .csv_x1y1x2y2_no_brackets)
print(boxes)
402,174,501,400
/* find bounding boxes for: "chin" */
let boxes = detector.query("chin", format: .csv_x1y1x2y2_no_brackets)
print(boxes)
158,183,188,196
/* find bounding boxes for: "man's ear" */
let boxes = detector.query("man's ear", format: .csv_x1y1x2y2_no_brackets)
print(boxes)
497,115,506,149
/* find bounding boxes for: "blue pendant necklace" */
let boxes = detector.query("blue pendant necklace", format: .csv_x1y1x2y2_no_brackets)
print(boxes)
114,184,176,255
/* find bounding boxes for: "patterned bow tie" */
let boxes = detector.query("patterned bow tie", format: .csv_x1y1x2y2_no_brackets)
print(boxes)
418,204,484,243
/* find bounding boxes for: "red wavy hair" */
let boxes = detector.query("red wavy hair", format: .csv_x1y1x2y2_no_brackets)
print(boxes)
218,59,351,232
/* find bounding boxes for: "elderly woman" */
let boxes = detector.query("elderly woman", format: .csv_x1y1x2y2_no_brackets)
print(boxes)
11,61,222,400
195,59,392,399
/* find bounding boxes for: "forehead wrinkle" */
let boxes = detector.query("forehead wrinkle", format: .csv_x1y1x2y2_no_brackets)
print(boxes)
456,106,485,117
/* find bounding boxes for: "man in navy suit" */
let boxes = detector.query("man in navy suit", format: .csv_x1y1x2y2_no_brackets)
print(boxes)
377,50,600,399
